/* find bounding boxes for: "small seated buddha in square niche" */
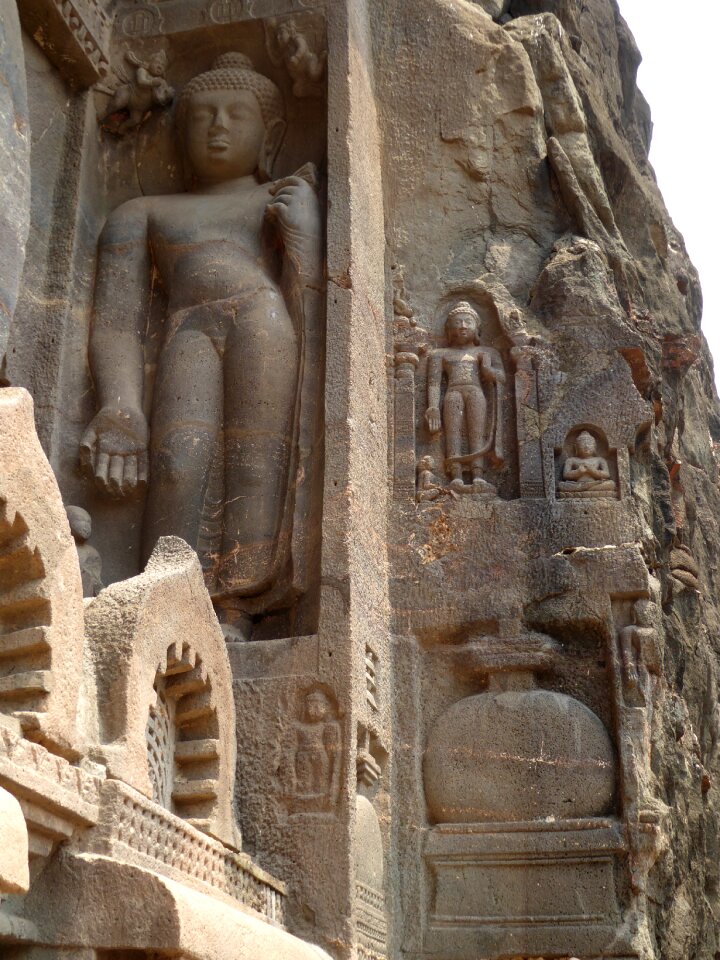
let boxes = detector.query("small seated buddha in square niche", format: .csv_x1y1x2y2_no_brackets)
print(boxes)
557,426,618,499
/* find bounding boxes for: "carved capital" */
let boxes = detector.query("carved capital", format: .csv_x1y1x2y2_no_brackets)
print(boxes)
394,350,420,381
20,0,112,88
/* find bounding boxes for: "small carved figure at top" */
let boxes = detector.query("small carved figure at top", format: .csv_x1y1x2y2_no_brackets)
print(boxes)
102,49,174,135
66,505,104,598
425,301,506,497
392,267,414,320
558,431,617,498
283,687,341,814
267,17,327,99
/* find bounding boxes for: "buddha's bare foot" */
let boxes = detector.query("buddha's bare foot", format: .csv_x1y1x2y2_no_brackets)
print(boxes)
472,477,497,497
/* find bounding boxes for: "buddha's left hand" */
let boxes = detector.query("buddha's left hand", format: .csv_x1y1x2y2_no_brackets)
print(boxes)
267,176,322,276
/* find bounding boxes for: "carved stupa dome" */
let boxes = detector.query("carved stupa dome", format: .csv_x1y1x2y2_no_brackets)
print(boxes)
423,688,616,824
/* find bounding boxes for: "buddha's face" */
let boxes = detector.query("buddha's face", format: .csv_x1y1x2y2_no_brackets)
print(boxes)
576,433,597,458
446,312,479,346
184,88,265,183
305,693,329,722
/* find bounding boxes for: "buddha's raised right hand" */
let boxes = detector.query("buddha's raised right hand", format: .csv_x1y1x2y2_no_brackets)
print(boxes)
80,406,149,497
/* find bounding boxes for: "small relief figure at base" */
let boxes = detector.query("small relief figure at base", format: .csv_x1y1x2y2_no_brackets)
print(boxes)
558,430,617,498
628,807,667,896
416,456,443,503
618,600,660,707
66,506,104,598
425,301,506,498
283,687,341,815
103,50,175,135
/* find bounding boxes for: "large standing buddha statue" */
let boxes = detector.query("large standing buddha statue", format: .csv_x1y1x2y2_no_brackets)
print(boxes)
80,53,323,639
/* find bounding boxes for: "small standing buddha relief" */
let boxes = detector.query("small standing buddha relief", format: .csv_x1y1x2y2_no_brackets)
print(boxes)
558,429,618,499
421,301,506,499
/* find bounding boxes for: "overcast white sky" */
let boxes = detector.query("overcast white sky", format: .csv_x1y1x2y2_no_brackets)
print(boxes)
618,0,719,387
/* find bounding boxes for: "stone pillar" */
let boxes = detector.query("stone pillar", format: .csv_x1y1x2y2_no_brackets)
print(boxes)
512,346,547,498
318,1,391,954
0,0,30,382
393,352,420,500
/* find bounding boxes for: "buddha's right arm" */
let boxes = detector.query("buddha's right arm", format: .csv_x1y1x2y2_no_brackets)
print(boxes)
89,200,150,412
427,353,442,411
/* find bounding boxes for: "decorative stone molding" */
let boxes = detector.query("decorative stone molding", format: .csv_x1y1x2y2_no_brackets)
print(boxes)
0,719,102,863
78,779,286,923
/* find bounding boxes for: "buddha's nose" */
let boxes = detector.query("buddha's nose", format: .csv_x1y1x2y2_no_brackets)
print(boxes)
209,111,230,132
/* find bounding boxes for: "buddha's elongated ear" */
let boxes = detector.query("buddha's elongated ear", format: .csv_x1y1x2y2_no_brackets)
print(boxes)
259,117,287,183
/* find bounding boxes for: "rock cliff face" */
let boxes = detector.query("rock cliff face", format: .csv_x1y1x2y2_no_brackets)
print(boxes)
381,2,720,958
515,5,720,958
1,0,719,958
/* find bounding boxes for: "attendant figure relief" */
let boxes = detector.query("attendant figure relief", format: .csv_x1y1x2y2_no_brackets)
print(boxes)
103,49,175,135
283,688,341,814
66,506,104,598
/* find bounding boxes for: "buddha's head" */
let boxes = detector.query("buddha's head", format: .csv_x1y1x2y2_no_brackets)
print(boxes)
178,53,285,184
575,431,598,458
634,599,654,628
445,301,482,347
305,689,332,723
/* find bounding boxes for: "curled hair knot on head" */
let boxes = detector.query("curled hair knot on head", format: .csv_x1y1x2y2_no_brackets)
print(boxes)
178,52,285,130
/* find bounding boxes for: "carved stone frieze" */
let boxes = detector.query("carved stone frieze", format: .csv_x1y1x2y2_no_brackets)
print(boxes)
2,0,718,958
114,0,325,37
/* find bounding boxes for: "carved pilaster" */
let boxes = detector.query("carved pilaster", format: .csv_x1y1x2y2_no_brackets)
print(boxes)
393,351,419,501
511,345,547,499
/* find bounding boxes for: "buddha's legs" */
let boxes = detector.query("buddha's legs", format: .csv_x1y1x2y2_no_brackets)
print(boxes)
464,386,488,480
443,390,466,482
217,289,298,597
143,329,222,560
443,386,487,481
